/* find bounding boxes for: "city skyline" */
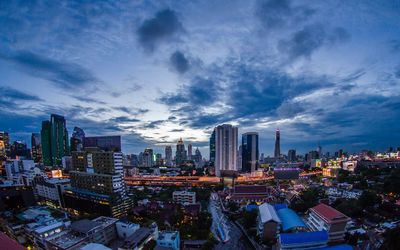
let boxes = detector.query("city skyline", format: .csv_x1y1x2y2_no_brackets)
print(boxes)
1,1,400,155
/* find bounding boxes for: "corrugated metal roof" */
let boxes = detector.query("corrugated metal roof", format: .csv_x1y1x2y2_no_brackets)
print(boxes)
277,208,306,231
258,203,281,224
280,230,328,245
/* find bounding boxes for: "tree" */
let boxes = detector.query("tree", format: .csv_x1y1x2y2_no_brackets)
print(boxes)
381,227,400,250
242,210,258,229
358,191,381,208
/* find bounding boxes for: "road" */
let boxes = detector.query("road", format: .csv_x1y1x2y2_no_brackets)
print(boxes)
209,192,253,250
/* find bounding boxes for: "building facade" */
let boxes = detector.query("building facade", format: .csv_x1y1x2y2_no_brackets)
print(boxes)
215,124,238,176
242,132,259,173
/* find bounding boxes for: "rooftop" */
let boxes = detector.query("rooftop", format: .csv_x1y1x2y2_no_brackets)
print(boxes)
258,203,281,224
276,208,306,232
234,185,268,194
158,231,179,241
0,232,26,250
279,230,328,245
310,204,350,223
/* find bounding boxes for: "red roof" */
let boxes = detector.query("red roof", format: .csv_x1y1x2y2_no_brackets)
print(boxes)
311,203,350,223
0,232,26,250
234,185,269,194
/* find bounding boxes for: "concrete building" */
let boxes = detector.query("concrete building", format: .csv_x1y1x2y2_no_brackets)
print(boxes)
175,138,187,166
157,231,180,250
172,191,196,205
116,221,140,239
215,124,238,176
165,146,173,167
242,132,259,173
0,184,35,211
257,203,281,241
119,223,158,250
307,203,350,243
34,177,70,208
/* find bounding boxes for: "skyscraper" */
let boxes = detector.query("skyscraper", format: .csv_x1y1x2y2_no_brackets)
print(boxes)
242,132,259,173
70,127,85,152
0,131,10,160
288,149,296,162
83,135,121,152
31,133,42,163
41,120,52,166
274,128,281,159
41,114,69,166
215,124,238,177
187,143,193,161
193,147,203,167
50,114,69,166
165,145,173,166
209,130,215,163
175,138,187,166
143,148,154,167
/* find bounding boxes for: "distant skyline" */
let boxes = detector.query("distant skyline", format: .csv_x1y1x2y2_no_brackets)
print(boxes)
1,1,400,155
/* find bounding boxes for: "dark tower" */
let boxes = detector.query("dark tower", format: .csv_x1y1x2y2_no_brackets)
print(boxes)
274,129,280,159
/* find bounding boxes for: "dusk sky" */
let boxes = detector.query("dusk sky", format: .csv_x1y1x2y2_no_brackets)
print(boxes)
1,0,400,156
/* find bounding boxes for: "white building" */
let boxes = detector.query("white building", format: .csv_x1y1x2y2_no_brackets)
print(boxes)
116,221,140,239
35,178,71,208
5,160,35,180
157,231,180,250
215,124,238,176
172,191,196,205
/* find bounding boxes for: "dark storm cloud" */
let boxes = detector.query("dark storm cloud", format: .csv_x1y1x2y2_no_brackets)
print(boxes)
136,9,184,52
169,50,189,74
0,51,99,90
278,25,350,60
1,86,42,102
255,0,315,30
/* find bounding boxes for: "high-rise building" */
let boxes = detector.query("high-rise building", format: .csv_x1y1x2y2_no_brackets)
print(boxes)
165,146,173,166
41,121,52,166
175,138,187,166
155,153,163,166
274,129,280,159
0,131,10,160
70,127,85,152
193,147,203,167
50,114,69,166
65,148,131,218
238,145,242,171
242,132,259,173
83,135,121,152
10,141,31,159
31,133,42,163
209,130,216,163
288,149,297,162
40,114,69,166
143,148,154,167
187,144,193,161
215,124,238,176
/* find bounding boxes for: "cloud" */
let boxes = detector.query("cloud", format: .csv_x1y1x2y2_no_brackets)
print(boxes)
72,95,106,105
110,116,140,123
0,50,99,90
1,86,42,102
278,24,350,60
113,106,149,115
169,50,189,74
255,0,315,30
136,9,184,52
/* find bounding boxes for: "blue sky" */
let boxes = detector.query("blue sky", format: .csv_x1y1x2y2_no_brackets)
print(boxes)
1,0,400,156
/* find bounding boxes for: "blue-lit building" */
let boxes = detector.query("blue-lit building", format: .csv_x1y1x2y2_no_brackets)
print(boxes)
276,208,307,232
278,231,329,250
157,231,180,250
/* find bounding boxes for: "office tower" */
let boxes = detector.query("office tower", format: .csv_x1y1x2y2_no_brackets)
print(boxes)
31,133,42,163
83,135,121,152
274,129,280,159
10,141,31,159
41,121,52,166
143,148,154,167
193,148,202,167
165,146,173,166
130,154,139,167
187,144,193,160
209,130,215,163
242,132,259,173
308,150,319,161
175,138,187,166
215,124,238,176
238,145,242,171
70,127,85,152
0,131,10,160
155,153,163,166
65,149,131,218
40,114,69,166
288,149,297,162
50,114,69,165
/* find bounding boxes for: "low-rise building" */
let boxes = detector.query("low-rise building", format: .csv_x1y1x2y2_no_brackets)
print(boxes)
34,177,70,208
257,203,281,241
172,191,196,205
119,223,158,250
157,231,180,250
278,231,329,250
307,203,350,243
229,185,273,203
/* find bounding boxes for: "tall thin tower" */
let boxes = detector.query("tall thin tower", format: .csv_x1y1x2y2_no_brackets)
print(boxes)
274,128,280,158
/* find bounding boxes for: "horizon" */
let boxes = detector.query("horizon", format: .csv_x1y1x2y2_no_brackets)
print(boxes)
1,1,400,156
